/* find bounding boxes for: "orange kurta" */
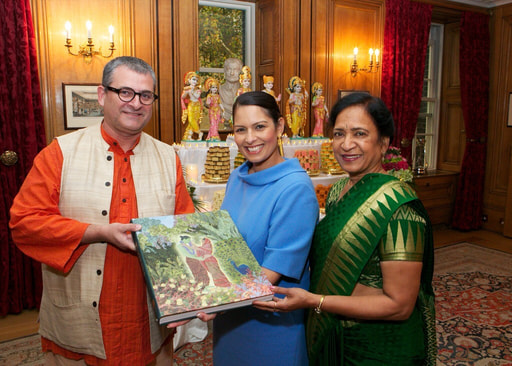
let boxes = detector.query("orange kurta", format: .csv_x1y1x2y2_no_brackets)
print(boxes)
9,127,195,365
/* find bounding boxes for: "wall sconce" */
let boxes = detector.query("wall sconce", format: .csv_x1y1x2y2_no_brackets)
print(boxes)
64,21,115,63
350,47,380,77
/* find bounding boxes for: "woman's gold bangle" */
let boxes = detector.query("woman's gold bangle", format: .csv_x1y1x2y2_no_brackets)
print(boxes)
314,295,325,314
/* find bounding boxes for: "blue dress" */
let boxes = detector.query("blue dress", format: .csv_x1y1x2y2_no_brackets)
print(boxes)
214,158,319,366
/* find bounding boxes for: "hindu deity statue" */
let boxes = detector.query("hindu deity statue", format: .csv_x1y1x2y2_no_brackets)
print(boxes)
236,66,252,98
181,71,203,140
204,77,224,141
286,76,308,138
311,82,329,138
262,75,281,102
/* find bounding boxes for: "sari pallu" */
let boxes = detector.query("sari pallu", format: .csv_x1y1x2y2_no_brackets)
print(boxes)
306,173,436,365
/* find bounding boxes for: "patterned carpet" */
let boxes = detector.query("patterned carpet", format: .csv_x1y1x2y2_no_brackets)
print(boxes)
174,333,212,365
0,334,43,366
1,242,511,365
434,243,512,366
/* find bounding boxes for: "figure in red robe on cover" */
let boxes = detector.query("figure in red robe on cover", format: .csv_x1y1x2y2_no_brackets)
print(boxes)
179,236,230,287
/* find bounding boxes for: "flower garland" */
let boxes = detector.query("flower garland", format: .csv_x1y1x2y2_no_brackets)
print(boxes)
382,146,413,183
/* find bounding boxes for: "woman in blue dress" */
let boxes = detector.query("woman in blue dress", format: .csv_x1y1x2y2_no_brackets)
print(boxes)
198,91,319,365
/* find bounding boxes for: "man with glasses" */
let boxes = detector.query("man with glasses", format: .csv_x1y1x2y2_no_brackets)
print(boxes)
10,56,194,365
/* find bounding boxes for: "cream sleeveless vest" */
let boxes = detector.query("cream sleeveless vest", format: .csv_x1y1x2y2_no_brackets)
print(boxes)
39,124,177,359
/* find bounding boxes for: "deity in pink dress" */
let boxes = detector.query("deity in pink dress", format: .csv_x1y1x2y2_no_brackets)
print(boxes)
311,82,329,137
204,77,224,141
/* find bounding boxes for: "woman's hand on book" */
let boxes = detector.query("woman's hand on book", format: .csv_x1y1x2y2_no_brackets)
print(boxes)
196,312,217,322
253,286,313,312
166,319,191,328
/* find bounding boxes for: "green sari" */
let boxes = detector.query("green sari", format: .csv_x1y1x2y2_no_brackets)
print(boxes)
306,173,436,365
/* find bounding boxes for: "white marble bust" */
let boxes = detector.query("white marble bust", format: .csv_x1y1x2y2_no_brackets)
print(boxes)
219,58,243,122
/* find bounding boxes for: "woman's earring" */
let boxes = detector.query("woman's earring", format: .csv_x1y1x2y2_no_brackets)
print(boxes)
278,135,284,156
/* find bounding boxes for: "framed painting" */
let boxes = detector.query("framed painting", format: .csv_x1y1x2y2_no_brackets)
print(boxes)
338,89,369,100
62,83,103,129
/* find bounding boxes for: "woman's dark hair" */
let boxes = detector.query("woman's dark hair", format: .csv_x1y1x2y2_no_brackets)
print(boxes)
329,92,395,144
232,91,282,126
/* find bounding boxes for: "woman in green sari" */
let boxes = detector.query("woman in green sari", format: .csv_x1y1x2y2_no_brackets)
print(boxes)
254,93,436,365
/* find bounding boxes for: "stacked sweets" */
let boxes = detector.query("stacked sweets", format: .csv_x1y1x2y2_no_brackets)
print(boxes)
203,146,231,183
234,151,246,169
293,149,320,176
315,184,332,209
320,142,344,174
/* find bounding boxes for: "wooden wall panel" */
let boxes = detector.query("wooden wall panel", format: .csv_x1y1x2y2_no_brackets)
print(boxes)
437,21,465,172
443,23,461,89
310,0,330,136
157,0,175,145
30,0,158,143
331,0,384,98
505,144,512,236
438,101,465,166
484,5,512,234
504,143,512,237
311,0,329,93
256,0,279,91
157,0,198,145
310,0,384,136
278,0,301,124
171,1,198,143
299,0,312,87
258,3,275,65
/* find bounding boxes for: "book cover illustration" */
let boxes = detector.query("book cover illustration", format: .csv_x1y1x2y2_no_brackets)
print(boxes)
132,210,273,324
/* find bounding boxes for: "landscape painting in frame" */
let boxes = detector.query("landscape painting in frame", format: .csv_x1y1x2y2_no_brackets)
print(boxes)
62,83,103,129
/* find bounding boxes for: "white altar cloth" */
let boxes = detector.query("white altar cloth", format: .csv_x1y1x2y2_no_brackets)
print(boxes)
189,173,344,206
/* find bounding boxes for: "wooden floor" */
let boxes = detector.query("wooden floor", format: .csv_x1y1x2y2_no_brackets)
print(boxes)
0,308,38,343
1,228,511,343
433,226,512,253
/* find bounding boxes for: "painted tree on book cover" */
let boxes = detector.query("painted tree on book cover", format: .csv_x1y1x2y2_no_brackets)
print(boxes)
133,211,271,316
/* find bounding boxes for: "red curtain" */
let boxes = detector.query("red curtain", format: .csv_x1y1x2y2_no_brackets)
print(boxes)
0,0,45,315
381,0,432,161
451,12,489,230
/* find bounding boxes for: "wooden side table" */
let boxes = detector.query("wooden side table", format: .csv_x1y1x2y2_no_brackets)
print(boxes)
413,170,459,225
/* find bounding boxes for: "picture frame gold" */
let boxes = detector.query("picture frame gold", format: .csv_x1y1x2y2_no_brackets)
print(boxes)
338,89,369,100
62,83,103,129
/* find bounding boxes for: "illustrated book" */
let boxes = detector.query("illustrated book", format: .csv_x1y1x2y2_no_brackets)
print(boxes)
132,210,273,324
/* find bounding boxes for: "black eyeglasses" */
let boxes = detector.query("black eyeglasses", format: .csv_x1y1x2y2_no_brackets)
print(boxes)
104,86,158,105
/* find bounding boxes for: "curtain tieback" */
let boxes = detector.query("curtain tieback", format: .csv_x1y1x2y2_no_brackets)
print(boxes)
400,138,411,147
1,150,18,166
466,137,486,143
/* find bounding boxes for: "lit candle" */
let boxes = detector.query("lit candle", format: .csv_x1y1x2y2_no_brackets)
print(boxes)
353,47,358,62
369,48,374,63
186,164,199,183
108,25,114,43
65,21,71,40
375,49,380,64
86,20,92,39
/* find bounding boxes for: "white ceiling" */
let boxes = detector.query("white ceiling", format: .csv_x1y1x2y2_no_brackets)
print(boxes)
447,0,512,7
